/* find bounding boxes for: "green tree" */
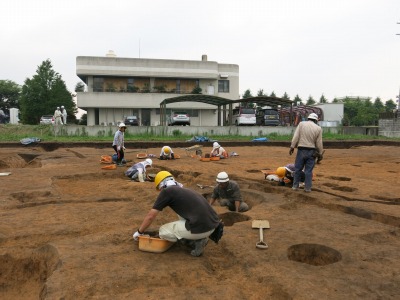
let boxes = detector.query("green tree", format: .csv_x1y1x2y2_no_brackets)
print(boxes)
241,89,254,108
281,92,290,100
79,113,87,125
20,59,77,124
242,89,253,98
270,91,276,97
0,80,21,112
385,99,397,112
319,94,328,103
293,94,302,106
306,95,316,105
257,89,265,96
373,97,384,112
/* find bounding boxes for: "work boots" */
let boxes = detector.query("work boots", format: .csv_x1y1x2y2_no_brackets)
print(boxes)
190,238,208,257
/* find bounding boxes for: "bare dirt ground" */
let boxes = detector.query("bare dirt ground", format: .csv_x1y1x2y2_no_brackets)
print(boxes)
0,143,399,299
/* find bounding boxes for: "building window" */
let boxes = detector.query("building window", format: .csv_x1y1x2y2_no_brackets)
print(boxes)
93,77,104,92
218,80,229,93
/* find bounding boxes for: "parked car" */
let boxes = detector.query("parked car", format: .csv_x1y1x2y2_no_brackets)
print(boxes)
40,115,55,125
256,108,279,126
232,107,256,126
124,115,139,126
168,111,190,126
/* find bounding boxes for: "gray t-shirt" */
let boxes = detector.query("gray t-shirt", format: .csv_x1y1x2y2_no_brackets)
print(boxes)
211,180,242,203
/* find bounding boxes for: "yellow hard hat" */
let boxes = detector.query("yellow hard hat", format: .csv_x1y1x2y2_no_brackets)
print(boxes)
164,147,170,154
154,171,173,190
276,167,286,178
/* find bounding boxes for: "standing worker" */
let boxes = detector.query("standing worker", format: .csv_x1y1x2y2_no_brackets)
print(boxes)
112,123,126,166
289,113,323,193
159,146,175,160
61,106,67,124
53,107,63,125
133,171,221,257
210,142,228,158
209,171,249,212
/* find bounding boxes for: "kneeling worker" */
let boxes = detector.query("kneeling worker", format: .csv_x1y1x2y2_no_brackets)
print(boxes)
209,171,249,212
133,171,221,257
159,146,175,160
125,158,152,182
276,164,305,187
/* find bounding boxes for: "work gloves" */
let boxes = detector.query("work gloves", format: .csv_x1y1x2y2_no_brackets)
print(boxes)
133,231,143,241
289,147,294,155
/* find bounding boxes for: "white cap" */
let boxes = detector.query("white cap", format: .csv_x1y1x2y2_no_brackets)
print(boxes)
308,113,319,120
118,122,126,128
216,171,229,182
213,142,220,148
57,107,60,109
145,158,153,166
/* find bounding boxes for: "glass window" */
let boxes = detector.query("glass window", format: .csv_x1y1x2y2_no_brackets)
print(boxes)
93,77,104,92
218,80,229,93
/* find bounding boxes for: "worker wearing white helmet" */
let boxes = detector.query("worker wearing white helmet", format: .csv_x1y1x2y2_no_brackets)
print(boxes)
125,158,153,182
112,122,127,166
210,142,228,159
209,171,249,212
289,112,323,192
60,105,67,124
159,146,175,160
53,107,63,125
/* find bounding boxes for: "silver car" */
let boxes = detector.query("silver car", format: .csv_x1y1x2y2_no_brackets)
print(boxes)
168,111,190,126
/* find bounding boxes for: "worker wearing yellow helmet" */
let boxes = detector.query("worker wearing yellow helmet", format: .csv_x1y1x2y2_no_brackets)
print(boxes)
133,171,222,257
159,146,175,160
276,164,305,187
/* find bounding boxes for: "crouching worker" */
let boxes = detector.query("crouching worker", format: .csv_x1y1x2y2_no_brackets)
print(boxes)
276,164,305,187
159,146,175,160
125,158,152,182
209,171,249,212
133,171,222,257
210,142,228,159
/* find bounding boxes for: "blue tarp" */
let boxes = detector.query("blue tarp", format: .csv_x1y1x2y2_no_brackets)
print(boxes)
20,137,41,145
252,137,268,142
186,136,216,142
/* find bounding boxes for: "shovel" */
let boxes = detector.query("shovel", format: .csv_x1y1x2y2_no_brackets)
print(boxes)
252,220,269,249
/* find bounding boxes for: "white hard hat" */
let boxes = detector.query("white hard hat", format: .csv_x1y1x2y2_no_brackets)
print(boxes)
145,158,153,166
213,142,220,148
61,106,64,108
57,107,60,109
216,171,229,183
308,113,319,120
118,122,126,128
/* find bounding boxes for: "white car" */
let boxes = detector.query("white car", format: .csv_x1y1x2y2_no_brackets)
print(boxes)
168,111,190,126
40,115,55,125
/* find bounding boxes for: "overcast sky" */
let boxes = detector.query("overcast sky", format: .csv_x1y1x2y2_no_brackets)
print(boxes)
1,0,400,106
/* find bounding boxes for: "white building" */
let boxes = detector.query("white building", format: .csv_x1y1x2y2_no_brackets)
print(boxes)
76,52,239,126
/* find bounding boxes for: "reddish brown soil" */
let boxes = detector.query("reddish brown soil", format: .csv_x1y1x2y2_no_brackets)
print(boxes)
0,144,399,299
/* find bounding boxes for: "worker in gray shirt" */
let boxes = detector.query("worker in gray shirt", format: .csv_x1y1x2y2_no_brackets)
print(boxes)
209,171,249,212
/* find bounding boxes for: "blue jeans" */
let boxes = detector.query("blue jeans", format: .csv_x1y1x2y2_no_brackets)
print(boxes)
293,148,315,190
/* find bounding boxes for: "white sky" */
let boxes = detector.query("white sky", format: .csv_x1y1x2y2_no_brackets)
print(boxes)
1,0,400,106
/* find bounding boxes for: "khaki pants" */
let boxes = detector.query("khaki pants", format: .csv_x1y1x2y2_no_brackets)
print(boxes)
219,198,249,212
159,219,214,242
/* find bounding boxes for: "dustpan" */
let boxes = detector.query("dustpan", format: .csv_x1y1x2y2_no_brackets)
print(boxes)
252,220,270,249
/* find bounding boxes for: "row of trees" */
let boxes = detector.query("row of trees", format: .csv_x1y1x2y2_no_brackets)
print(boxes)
0,59,80,124
242,89,398,126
